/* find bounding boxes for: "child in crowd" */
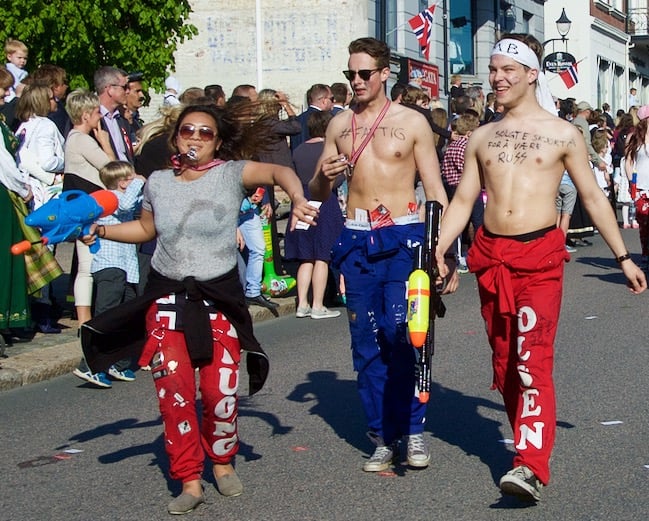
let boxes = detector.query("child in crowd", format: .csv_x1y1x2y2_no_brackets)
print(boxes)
440,112,482,272
614,158,636,229
73,161,145,388
591,130,613,198
4,39,28,101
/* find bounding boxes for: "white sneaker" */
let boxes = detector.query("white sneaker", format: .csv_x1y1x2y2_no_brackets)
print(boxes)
310,307,341,319
406,433,430,467
295,306,311,318
499,465,543,501
363,432,394,472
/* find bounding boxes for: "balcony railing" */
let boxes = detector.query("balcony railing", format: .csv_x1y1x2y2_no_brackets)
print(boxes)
628,7,649,37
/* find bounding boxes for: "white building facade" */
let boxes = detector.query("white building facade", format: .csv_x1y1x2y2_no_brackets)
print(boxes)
146,0,548,116
144,1,649,118
544,0,649,113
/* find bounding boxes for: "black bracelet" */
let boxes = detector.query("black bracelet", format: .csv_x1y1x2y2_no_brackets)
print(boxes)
98,225,106,239
615,252,631,264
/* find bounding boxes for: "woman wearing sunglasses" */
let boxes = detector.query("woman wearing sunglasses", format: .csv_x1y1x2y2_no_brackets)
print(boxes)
80,103,315,515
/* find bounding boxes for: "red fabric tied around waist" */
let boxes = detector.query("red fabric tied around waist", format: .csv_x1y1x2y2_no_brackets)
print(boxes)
467,226,570,316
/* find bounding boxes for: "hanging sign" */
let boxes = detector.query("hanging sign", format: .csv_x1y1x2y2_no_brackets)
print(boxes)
543,52,576,73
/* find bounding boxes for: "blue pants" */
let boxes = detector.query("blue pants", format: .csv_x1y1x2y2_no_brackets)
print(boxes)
238,214,265,298
331,223,426,444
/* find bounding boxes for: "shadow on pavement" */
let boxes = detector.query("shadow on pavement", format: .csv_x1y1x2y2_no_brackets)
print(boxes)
427,382,511,485
286,370,367,452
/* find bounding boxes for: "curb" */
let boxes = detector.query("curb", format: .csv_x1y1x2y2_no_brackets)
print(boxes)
0,298,296,392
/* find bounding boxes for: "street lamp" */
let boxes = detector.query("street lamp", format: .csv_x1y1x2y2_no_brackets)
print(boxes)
555,8,572,39
543,8,572,49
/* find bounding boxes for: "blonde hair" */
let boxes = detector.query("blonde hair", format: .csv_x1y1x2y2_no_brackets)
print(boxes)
256,89,281,118
99,161,135,189
591,130,610,155
135,105,184,155
5,38,28,57
16,84,51,121
65,89,99,125
453,113,480,136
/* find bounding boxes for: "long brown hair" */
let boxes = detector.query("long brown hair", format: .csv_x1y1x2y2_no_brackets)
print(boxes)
431,108,448,148
625,117,648,164
170,103,275,161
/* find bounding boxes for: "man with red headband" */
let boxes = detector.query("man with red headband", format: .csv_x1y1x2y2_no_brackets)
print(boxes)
435,33,646,502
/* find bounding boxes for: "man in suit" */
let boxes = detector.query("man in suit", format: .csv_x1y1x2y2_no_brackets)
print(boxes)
125,71,146,144
330,82,351,115
95,66,133,163
290,83,333,151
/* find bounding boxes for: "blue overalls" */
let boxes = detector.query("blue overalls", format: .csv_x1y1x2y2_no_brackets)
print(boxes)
331,221,426,444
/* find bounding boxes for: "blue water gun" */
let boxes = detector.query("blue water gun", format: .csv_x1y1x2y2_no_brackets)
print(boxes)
11,190,118,255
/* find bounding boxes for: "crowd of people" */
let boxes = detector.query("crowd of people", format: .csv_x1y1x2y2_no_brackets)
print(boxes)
0,36,342,516
1,32,648,515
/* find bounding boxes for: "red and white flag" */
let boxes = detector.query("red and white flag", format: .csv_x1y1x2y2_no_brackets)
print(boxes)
408,5,436,61
559,62,578,89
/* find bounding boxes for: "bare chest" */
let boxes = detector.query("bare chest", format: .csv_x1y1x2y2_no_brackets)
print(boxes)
335,122,413,164
479,128,575,171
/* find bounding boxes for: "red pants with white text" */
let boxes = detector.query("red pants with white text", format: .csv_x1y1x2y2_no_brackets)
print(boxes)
468,227,569,485
143,305,241,483
634,194,649,256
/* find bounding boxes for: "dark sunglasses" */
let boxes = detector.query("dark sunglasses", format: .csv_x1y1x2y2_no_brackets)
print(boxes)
342,68,382,81
178,124,216,141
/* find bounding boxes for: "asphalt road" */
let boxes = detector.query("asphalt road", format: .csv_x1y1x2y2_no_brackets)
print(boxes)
1,231,648,521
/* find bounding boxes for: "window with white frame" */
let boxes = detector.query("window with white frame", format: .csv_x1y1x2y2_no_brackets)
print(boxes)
597,0,624,11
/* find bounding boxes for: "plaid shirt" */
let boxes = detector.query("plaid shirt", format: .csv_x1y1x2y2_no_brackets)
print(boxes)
91,179,144,283
8,191,63,296
441,135,469,187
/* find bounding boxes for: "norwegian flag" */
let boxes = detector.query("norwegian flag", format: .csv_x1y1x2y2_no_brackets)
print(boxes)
559,62,578,89
408,6,436,61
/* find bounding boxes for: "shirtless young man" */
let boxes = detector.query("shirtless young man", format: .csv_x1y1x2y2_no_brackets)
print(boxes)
435,33,647,502
309,37,452,472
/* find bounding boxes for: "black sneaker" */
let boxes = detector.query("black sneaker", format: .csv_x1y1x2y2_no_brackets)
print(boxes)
245,295,279,317
499,465,543,501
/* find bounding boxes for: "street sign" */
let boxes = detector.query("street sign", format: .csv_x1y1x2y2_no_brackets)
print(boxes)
543,52,576,73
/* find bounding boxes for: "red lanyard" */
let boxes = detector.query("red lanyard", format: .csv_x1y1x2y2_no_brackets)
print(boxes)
119,125,134,157
349,99,391,168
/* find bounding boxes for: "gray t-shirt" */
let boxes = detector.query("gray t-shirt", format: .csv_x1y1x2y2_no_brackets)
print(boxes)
143,161,248,281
